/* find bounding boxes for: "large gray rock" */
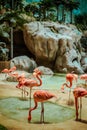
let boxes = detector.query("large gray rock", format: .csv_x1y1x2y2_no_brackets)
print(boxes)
37,66,54,75
81,56,87,72
23,21,85,73
10,55,37,72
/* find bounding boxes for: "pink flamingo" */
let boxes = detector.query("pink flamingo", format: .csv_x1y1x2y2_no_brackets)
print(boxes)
80,74,87,86
16,73,28,98
16,68,42,108
73,87,87,121
28,90,56,123
61,73,78,91
66,73,78,85
1,66,16,77
61,73,78,104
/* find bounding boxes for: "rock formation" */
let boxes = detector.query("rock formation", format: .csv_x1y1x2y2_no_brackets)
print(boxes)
23,21,87,74
10,55,37,72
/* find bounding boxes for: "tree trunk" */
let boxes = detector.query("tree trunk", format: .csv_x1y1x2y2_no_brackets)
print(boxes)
57,7,59,21
62,6,65,22
11,27,13,59
70,10,73,23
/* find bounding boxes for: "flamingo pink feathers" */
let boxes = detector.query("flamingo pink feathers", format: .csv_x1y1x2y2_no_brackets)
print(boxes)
1,66,16,77
73,87,87,120
28,90,56,123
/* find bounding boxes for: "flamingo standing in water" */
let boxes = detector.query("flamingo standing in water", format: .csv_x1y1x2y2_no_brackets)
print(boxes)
16,73,28,98
1,66,16,77
73,87,87,121
16,68,42,108
28,90,56,123
61,73,78,104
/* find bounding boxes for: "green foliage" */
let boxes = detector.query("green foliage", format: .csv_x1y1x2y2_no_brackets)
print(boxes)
0,24,10,38
24,2,38,13
0,0,25,10
0,10,30,49
0,10,30,39
0,11,28,27
34,0,80,22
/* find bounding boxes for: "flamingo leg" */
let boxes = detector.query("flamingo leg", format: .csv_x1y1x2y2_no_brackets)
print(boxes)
21,87,23,99
22,87,26,99
75,97,78,121
24,86,26,99
23,87,24,98
85,81,86,87
16,86,28,97
68,88,71,104
5,74,7,78
21,89,23,99
80,97,82,120
40,102,44,123
29,88,32,109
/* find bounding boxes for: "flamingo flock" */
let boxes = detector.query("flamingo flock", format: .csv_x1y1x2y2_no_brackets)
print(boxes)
16,68,42,108
1,66,87,123
61,72,87,120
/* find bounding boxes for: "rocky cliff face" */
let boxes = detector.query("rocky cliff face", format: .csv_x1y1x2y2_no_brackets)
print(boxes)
23,21,87,74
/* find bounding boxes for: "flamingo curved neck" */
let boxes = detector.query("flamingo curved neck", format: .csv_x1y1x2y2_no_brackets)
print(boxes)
35,74,42,86
63,82,72,88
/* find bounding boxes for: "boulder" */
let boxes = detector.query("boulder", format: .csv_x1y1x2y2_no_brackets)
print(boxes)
37,66,54,75
81,56,87,72
23,21,85,73
10,55,37,72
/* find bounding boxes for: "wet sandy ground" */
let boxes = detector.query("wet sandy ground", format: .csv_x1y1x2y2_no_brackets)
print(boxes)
0,73,87,130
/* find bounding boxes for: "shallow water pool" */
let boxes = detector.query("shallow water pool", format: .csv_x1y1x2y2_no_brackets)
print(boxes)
0,97,75,123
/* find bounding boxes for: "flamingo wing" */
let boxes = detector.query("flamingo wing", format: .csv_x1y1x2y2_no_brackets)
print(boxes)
34,90,56,102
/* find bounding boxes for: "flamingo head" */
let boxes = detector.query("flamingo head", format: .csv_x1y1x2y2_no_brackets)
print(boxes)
33,68,43,77
33,68,40,73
